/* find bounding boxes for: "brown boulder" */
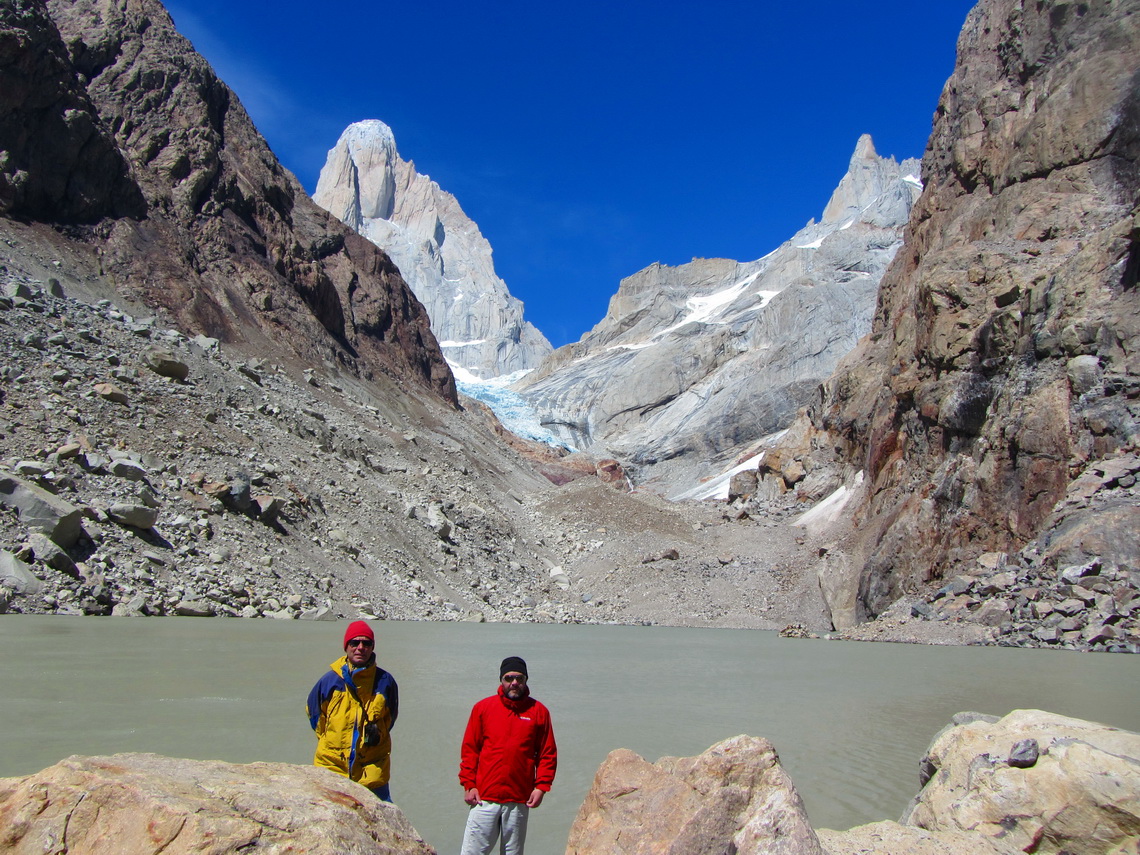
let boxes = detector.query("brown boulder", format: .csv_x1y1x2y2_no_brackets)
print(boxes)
566,735,822,855
0,753,435,854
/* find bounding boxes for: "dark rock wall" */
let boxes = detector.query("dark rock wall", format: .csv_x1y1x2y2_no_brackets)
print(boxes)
1,0,455,403
780,0,1140,614
0,0,144,221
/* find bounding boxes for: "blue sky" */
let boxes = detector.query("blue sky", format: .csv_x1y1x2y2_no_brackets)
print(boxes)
164,1,976,348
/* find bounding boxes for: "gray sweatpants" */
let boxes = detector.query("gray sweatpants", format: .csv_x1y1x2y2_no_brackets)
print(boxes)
460,801,530,855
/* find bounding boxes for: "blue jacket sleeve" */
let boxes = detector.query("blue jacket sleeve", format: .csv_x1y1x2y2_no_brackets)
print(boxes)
307,672,337,730
379,670,399,730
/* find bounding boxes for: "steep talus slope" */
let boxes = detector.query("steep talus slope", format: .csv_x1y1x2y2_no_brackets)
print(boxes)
515,136,921,494
0,0,834,631
758,0,1140,623
2,0,454,402
314,120,552,379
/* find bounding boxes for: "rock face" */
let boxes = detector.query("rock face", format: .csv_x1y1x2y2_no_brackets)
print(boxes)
0,753,436,854
752,0,1140,626
901,710,1140,855
314,120,552,378
0,0,144,222
515,136,921,495
566,735,823,855
2,0,454,404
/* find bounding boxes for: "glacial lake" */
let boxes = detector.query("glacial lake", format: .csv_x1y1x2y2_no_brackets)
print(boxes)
1,616,1137,855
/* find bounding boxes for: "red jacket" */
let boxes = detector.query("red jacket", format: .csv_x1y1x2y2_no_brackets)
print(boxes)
459,687,557,803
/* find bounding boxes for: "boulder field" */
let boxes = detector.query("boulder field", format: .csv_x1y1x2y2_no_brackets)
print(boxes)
1,710,1135,854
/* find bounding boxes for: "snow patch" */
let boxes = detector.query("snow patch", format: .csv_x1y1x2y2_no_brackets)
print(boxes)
792,471,864,530
670,454,765,502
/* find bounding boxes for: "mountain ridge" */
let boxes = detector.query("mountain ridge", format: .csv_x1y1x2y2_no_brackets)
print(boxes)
514,134,921,495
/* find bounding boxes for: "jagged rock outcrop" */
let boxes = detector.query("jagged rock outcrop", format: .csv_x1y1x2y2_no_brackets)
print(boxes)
515,136,921,495
566,735,822,855
2,0,454,404
314,120,552,378
753,0,1140,627
0,753,436,854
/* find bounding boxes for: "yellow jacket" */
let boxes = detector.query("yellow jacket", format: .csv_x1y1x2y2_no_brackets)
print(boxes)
306,654,398,791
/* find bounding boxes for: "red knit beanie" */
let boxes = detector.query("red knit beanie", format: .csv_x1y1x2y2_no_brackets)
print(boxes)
343,620,375,649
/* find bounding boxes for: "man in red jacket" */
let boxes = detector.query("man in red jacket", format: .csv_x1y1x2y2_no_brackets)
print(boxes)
459,656,557,855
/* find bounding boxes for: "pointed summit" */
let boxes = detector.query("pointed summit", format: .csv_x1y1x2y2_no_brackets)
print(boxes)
822,134,918,226
314,121,552,379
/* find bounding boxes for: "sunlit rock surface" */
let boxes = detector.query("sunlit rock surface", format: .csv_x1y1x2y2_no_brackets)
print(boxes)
0,753,436,854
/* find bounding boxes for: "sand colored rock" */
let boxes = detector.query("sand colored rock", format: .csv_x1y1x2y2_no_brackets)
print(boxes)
0,753,436,854
817,820,1019,855
902,709,1140,855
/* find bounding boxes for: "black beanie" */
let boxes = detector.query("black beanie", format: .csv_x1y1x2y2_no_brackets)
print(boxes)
500,656,528,678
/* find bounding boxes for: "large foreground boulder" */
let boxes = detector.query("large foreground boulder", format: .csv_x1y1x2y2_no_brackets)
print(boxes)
565,734,822,855
901,710,1140,855
0,753,435,854
817,821,1020,855
571,710,1140,855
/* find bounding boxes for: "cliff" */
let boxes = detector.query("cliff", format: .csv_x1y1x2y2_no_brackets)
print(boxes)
755,0,1140,625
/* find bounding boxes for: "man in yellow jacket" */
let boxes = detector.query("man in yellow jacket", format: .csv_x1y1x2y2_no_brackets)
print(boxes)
306,621,399,800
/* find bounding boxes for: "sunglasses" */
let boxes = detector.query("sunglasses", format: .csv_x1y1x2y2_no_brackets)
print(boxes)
347,638,374,648
502,674,527,683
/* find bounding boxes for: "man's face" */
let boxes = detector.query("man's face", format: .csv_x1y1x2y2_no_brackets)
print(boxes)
501,671,528,700
345,636,374,667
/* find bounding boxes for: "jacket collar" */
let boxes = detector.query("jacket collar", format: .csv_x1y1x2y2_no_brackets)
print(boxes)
497,684,534,712
333,654,376,677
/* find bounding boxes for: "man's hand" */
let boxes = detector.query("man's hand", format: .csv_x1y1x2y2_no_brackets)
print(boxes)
526,788,545,808
464,787,480,806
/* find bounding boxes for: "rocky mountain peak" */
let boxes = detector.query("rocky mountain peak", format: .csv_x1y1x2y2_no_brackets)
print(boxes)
1,0,456,405
822,133,919,227
314,120,552,379
514,136,922,495
315,119,399,228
